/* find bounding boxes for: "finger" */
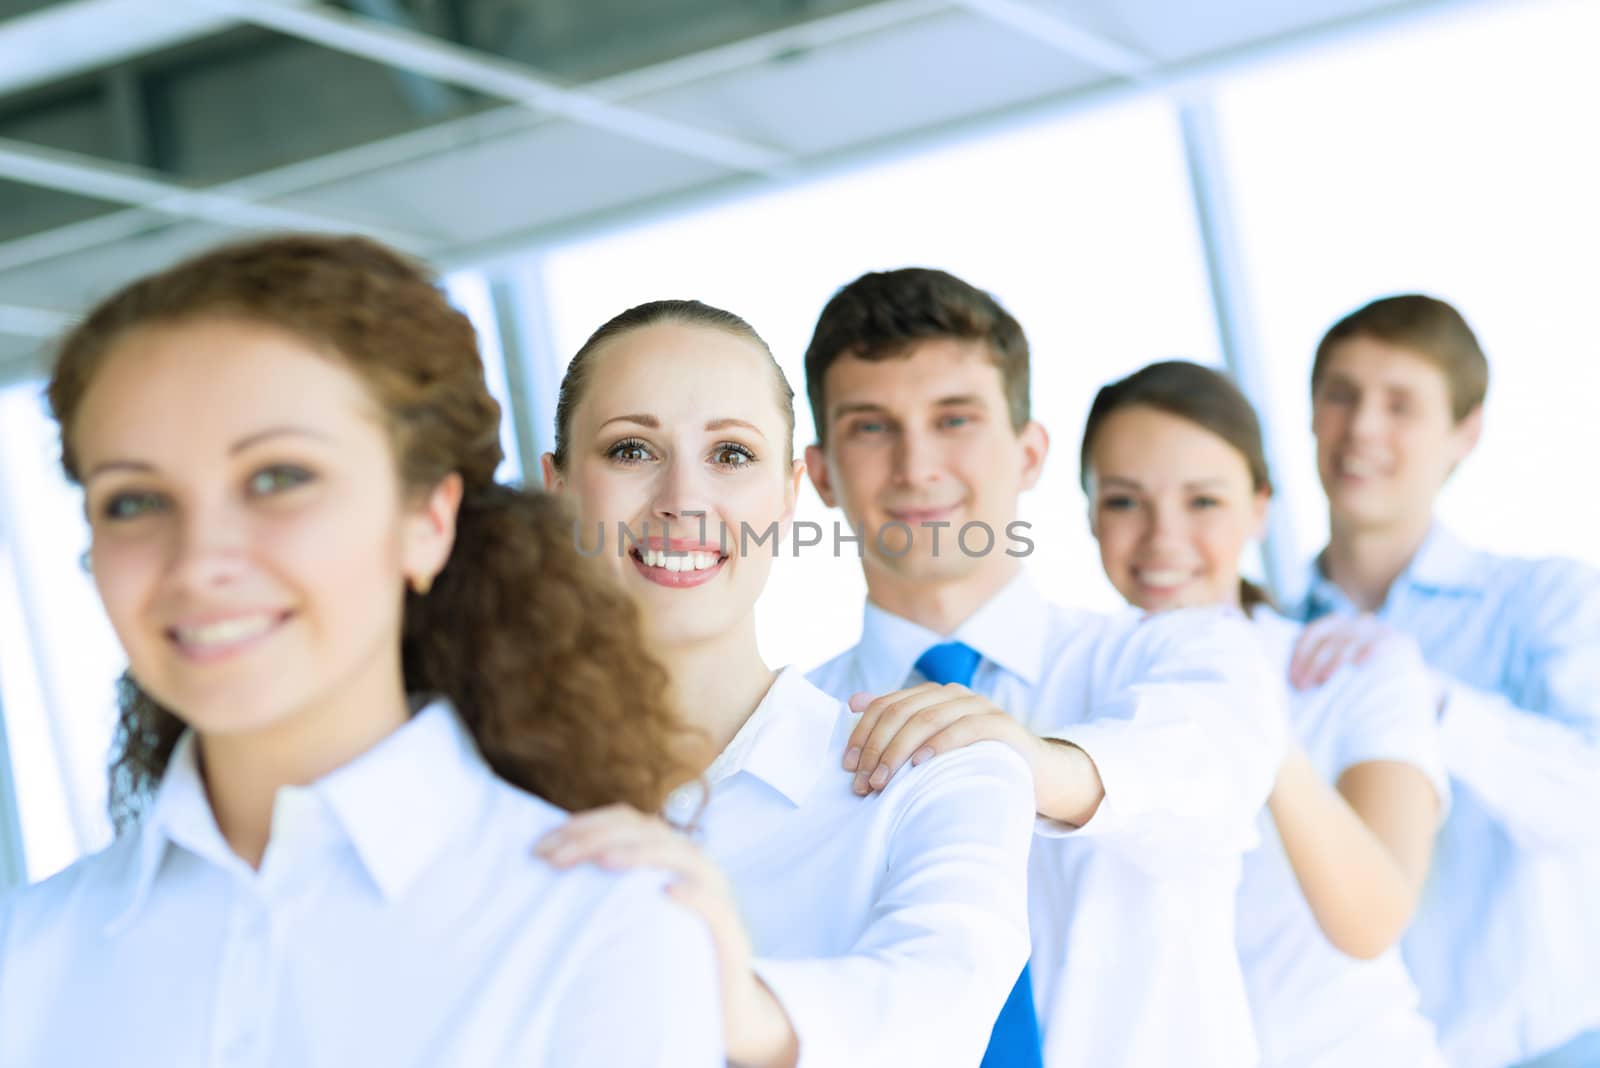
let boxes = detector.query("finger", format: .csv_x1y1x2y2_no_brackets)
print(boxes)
853,688,963,794
844,684,941,769
537,807,662,863
1289,619,1339,688
873,699,990,789
1308,633,1354,686
587,836,709,876
910,715,1003,768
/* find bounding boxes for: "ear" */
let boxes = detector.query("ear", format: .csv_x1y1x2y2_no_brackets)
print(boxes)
1451,404,1484,465
1017,420,1051,492
804,443,837,508
539,452,565,493
1249,487,1273,542
402,472,464,591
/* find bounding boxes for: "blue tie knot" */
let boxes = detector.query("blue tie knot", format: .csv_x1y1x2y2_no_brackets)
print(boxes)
915,641,982,688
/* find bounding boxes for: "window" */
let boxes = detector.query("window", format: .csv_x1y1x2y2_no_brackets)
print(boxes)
540,96,1221,668
1213,0,1600,572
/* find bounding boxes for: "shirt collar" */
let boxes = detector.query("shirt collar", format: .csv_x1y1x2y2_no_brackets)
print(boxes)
105,700,491,934
693,667,843,810
1301,523,1485,619
853,571,1052,695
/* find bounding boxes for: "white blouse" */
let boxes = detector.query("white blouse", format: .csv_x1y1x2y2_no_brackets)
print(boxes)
0,701,724,1068
1237,609,1449,1068
675,666,1036,1068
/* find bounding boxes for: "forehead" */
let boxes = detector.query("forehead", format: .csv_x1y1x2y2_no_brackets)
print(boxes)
1320,335,1451,397
74,317,377,459
824,337,1007,412
579,320,785,428
1091,406,1252,484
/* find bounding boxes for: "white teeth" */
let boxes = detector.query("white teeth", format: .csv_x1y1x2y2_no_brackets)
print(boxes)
175,614,276,647
638,549,721,572
1137,569,1190,587
1339,455,1384,477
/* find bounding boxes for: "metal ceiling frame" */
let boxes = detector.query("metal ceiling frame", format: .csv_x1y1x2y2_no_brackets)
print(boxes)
0,0,1510,339
0,136,431,244
950,0,1153,78
194,0,791,176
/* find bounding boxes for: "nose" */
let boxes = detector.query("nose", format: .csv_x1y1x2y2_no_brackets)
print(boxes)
891,426,943,488
1349,394,1386,442
649,455,709,531
166,498,249,593
1144,500,1185,550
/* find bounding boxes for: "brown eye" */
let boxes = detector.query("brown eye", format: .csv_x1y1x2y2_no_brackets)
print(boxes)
711,443,755,467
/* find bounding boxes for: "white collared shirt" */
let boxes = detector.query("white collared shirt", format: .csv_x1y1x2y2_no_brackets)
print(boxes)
1298,526,1600,1067
811,575,1286,1068
0,702,723,1068
1238,608,1448,1068
675,666,1035,1068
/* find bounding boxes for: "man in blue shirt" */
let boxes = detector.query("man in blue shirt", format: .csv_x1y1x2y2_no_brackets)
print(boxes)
1292,294,1600,1068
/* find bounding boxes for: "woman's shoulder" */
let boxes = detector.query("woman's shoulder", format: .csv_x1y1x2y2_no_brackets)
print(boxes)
0,832,143,951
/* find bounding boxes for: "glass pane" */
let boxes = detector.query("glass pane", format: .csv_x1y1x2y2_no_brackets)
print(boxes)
1214,0,1600,574
539,97,1221,669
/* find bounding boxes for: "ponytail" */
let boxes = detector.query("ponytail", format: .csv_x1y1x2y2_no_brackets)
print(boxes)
403,483,700,814
1239,578,1275,615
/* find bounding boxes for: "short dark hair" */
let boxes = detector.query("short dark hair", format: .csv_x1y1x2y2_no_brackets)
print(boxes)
803,268,1030,447
1313,294,1488,422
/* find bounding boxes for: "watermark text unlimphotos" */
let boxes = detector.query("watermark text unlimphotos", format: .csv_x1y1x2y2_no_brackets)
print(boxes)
573,511,1034,559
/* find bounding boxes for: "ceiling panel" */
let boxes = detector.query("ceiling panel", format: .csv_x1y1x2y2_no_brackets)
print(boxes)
266,116,740,246
0,179,122,244
0,218,249,312
1036,0,1414,64
630,7,1112,157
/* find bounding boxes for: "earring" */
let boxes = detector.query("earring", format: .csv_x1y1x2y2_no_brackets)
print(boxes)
78,549,92,574
410,572,433,596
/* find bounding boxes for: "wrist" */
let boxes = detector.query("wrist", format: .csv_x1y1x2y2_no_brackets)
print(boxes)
726,974,798,1068
1035,737,1105,825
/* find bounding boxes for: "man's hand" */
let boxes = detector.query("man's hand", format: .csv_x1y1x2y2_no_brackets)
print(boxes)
1289,614,1401,690
843,684,1103,824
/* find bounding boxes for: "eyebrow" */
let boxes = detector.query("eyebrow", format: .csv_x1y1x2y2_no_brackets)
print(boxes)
82,425,334,483
599,414,767,438
829,394,988,422
1096,475,1231,490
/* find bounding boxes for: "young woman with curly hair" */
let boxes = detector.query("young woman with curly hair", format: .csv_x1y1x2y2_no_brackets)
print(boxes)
0,234,721,1067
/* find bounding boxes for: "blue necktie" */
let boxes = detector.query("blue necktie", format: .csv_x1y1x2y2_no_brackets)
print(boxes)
914,642,1044,1068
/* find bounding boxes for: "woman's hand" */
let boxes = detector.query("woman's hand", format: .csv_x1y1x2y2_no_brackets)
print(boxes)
537,805,798,1068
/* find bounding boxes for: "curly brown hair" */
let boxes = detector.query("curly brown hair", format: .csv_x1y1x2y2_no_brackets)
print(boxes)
47,233,699,830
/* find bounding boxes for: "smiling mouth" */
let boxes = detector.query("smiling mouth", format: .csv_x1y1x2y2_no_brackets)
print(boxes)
628,546,729,588
167,611,292,662
1133,568,1193,590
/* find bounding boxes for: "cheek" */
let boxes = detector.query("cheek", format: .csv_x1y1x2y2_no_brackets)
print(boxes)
266,499,405,612
91,538,163,642
1093,517,1137,570
574,469,647,525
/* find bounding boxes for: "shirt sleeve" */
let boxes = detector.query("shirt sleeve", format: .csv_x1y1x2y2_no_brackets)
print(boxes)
751,741,1035,1068
1428,557,1600,850
1326,634,1451,820
540,874,726,1068
1035,608,1287,873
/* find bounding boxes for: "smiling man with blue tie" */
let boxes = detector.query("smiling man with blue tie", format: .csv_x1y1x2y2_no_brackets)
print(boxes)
802,268,1285,1068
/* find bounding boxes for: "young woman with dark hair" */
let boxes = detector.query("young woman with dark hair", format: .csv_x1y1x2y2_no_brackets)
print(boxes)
1080,359,1448,1068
